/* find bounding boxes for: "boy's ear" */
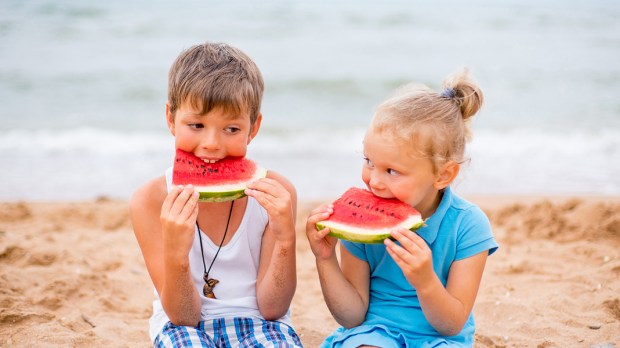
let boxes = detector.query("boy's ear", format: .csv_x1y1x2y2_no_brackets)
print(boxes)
434,161,460,190
165,101,175,136
248,113,262,144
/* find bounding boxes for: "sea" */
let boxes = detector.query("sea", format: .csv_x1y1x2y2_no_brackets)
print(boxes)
1,0,619,201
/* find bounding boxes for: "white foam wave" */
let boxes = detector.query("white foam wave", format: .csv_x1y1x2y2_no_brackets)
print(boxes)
0,127,173,155
0,127,618,200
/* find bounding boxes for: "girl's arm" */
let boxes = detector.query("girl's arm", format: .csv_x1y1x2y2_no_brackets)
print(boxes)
130,178,202,326
386,228,488,336
422,253,487,335
246,171,297,320
318,245,370,328
305,205,370,328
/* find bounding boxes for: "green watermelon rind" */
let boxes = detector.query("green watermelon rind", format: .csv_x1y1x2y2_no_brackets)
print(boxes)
194,166,268,202
316,217,425,244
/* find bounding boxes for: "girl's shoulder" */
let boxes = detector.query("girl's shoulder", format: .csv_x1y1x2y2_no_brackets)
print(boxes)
446,191,488,222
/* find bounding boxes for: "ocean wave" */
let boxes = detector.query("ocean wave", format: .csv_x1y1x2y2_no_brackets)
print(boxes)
1,127,617,157
0,127,618,201
0,128,172,155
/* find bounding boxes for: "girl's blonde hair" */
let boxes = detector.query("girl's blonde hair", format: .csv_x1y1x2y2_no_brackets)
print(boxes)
371,68,484,173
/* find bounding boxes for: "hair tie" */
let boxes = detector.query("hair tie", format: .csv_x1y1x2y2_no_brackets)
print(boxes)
440,88,456,99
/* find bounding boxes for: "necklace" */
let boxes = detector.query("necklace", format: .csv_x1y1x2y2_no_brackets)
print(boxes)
196,200,234,299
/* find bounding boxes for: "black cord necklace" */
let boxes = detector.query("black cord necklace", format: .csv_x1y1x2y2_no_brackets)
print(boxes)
197,200,234,299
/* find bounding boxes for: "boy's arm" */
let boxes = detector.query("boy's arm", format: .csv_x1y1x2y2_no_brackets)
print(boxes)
130,177,202,326
245,171,297,320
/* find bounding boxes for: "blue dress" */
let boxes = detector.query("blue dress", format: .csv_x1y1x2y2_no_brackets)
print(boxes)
321,187,499,348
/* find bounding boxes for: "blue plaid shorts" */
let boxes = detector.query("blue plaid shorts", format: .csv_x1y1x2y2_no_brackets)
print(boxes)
153,317,303,347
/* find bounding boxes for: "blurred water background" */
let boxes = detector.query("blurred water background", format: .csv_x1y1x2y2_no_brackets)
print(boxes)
1,0,619,201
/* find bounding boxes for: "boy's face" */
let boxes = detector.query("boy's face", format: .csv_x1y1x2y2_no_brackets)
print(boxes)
166,101,261,162
361,127,441,218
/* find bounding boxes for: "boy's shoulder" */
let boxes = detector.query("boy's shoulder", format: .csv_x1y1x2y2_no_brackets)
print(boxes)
129,175,167,214
266,170,296,197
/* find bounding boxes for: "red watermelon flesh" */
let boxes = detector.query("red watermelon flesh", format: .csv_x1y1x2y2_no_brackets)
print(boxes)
316,187,424,243
172,149,267,202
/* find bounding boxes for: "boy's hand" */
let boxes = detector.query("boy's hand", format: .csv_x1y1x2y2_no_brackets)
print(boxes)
245,178,294,242
160,185,200,261
385,228,435,290
305,204,338,260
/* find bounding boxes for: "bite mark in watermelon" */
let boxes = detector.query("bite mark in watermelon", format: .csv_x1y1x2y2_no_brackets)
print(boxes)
316,187,424,244
172,149,267,202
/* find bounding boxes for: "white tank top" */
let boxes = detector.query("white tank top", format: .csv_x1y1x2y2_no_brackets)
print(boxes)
148,167,291,341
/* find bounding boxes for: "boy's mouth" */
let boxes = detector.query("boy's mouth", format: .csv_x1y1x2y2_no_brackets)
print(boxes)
201,158,219,164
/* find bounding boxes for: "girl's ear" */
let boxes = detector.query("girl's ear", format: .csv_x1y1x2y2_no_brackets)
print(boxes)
434,161,460,190
247,113,262,144
165,101,175,136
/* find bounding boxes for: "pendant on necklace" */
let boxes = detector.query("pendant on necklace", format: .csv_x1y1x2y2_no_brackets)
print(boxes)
203,273,219,299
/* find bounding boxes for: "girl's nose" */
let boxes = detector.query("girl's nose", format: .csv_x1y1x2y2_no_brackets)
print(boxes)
368,172,384,191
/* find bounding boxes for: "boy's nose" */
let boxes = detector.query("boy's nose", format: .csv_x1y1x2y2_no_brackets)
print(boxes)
200,131,220,150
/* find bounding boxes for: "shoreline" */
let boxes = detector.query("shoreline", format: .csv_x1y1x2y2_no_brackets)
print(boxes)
1,195,619,347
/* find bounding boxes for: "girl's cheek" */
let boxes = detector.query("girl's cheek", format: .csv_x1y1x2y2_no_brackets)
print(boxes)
361,168,371,185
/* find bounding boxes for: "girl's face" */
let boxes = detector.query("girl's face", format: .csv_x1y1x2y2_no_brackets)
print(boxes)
361,127,442,219
166,102,261,162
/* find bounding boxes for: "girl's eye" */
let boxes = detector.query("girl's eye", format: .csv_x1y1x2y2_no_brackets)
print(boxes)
189,123,204,129
363,157,374,167
387,168,399,176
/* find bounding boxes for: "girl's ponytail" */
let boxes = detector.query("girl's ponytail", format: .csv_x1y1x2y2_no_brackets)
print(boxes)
441,68,484,121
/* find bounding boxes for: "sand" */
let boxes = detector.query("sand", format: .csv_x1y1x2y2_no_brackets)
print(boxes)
1,195,619,347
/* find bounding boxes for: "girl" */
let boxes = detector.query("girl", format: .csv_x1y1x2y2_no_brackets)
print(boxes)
306,69,498,347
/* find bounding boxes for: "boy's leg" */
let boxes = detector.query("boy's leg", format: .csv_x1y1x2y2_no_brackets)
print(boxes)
153,321,216,348
229,317,303,347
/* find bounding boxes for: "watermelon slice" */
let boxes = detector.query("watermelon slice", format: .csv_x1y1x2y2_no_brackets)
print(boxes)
172,149,267,202
316,187,424,244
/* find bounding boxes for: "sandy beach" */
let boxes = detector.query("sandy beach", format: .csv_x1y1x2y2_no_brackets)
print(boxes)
1,195,619,347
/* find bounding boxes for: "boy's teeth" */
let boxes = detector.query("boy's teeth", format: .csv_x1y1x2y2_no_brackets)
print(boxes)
203,159,218,163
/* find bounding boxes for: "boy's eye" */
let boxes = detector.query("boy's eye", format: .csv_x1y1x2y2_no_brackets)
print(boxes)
387,168,399,176
189,123,204,129
226,126,241,133
363,157,374,167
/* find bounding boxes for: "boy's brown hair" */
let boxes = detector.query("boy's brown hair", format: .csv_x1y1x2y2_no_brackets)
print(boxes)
168,42,264,125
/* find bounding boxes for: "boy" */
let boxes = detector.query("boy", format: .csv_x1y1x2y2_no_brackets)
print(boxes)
130,42,302,347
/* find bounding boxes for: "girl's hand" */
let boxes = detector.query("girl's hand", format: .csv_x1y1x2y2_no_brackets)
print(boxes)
385,228,435,290
305,204,338,260
159,185,200,260
245,178,295,243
